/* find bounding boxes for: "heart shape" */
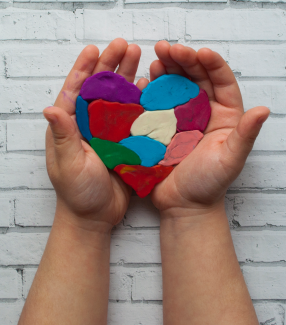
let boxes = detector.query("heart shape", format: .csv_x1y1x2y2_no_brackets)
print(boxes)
76,71,211,197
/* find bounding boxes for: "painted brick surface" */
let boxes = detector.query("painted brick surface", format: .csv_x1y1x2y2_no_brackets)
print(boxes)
243,266,286,299
7,120,48,151
232,193,286,226
186,10,286,41
0,80,63,113
0,121,6,151
76,10,133,41
239,80,286,114
254,303,285,325
0,198,13,227
23,268,37,298
0,154,52,189
229,44,286,77
0,269,19,298
0,9,75,40
0,2,286,324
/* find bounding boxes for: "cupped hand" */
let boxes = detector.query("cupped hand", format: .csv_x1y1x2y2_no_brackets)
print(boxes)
147,41,270,213
43,39,145,227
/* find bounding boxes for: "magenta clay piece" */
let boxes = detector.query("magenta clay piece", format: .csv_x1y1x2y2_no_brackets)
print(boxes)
79,71,141,104
159,130,203,166
174,89,211,133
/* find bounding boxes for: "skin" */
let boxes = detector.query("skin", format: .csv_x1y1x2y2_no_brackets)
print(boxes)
18,39,269,325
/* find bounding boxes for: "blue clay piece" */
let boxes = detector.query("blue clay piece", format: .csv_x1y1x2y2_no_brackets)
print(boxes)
79,71,141,104
119,136,166,167
76,96,92,142
140,74,200,111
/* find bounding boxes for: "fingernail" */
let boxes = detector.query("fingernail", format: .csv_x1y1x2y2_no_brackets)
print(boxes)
43,107,58,124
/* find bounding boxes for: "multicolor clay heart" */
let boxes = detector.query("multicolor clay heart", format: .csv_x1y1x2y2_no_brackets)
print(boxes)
76,71,211,198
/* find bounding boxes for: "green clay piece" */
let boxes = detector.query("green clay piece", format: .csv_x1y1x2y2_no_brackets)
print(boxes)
89,138,141,169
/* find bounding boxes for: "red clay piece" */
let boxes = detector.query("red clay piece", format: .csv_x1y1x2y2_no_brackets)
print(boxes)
88,99,144,143
114,164,174,198
174,89,211,133
159,130,203,166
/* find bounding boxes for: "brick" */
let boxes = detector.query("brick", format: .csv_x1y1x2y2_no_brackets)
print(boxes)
125,0,187,4
132,267,162,301
21,0,111,2
0,302,24,325
232,231,286,262
186,10,286,41
168,9,185,40
243,266,286,299
253,118,286,151
254,302,285,325
0,153,52,189
15,191,56,226
0,9,75,40
7,120,48,151
4,46,83,78
110,267,132,301
0,269,19,298
239,80,286,114
233,194,286,227
229,44,286,77
0,79,63,114
23,268,37,298
125,196,160,228
0,198,13,227
76,10,133,41
231,155,286,189
0,121,6,151
0,233,48,265
108,302,162,325
133,11,168,41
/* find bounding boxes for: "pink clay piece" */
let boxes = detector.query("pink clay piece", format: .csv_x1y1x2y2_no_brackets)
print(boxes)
159,130,203,166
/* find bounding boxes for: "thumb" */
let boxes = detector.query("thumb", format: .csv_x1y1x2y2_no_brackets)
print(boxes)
223,106,270,166
43,106,84,164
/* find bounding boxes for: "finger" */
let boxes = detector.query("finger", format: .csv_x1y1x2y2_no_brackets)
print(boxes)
223,106,270,170
136,78,149,91
55,45,100,115
154,41,186,77
169,44,215,101
93,38,128,74
150,60,167,81
197,48,243,110
116,44,141,83
43,106,85,165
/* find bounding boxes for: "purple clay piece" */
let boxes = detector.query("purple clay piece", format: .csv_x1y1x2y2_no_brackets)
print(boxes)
79,71,141,104
174,89,211,133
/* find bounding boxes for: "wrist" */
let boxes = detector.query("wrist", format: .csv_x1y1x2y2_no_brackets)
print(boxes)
160,199,227,236
52,199,112,251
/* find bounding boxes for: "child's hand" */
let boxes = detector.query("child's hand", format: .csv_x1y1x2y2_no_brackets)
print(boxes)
43,39,143,228
149,41,270,215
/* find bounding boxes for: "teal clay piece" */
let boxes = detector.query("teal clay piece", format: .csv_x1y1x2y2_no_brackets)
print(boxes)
140,74,200,111
119,136,166,168
89,138,141,169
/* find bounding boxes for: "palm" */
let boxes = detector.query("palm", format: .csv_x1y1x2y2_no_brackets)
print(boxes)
148,42,268,211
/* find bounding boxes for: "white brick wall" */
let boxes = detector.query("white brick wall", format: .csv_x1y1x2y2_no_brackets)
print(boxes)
0,2,286,325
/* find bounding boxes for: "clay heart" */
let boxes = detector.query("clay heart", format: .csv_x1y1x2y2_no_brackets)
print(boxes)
76,71,211,198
